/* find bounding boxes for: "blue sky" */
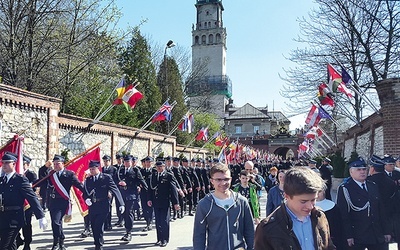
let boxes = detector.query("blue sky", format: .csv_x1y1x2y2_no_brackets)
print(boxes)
114,0,316,130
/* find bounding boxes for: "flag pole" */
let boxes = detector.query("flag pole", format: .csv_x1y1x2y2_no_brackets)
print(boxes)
32,142,102,188
93,76,126,121
317,126,336,146
331,57,381,115
136,98,170,136
168,110,191,136
313,101,341,128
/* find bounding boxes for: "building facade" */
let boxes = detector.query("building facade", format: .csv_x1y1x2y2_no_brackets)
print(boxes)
187,0,232,120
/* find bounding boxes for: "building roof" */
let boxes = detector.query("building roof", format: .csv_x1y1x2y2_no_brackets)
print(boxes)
226,103,271,120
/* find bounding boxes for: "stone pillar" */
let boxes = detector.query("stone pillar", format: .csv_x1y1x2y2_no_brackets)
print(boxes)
375,78,400,155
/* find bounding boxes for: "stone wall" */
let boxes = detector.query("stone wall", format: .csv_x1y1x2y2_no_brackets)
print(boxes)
343,112,383,160
0,84,209,168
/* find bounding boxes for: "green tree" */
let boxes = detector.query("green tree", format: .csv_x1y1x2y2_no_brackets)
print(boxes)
116,28,162,128
156,56,187,136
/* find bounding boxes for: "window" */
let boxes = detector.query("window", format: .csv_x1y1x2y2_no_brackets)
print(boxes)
202,35,206,44
208,34,213,44
235,125,242,134
254,125,260,134
195,36,199,45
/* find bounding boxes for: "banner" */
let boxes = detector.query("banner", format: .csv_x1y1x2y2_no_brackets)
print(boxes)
67,146,101,217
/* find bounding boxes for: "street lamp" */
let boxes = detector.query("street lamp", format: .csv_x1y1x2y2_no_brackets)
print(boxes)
164,40,175,133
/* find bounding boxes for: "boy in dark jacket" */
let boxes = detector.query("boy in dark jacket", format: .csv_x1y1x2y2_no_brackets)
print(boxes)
255,166,335,250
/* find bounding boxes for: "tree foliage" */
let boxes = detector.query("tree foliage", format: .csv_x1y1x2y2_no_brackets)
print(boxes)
281,0,400,124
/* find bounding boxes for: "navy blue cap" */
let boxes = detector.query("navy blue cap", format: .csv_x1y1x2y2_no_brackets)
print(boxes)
116,153,123,159
23,155,32,164
309,159,317,164
144,156,153,162
89,160,100,168
156,157,164,162
369,155,385,171
182,158,188,163
165,156,172,161
53,154,65,162
191,158,196,162
155,161,164,166
213,158,220,163
131,156,138,161
383,155,396,164
123,155,132,161
2,152,17,162
208,159,212,163
323,157,331,162
348,157,366,168
196,159,201,163
102,155,111,161
173,157,180,162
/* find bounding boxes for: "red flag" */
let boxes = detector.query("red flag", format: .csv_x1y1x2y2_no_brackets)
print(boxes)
318,83,334,107
327,64,353,97
67,146,101,216
195,127,208,141
122,85,143,110
305,104,321,127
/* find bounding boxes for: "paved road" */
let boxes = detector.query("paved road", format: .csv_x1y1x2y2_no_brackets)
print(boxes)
27,191,399,249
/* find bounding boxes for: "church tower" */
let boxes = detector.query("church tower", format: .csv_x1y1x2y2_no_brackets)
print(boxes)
187,0,232,120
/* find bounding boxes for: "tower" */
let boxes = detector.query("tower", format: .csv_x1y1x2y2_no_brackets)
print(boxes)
187,0,232,120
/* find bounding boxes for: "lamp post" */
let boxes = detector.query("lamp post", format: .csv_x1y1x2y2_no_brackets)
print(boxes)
164,40,175,133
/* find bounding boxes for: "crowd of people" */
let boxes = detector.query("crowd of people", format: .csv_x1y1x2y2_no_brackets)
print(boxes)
2,151,400,249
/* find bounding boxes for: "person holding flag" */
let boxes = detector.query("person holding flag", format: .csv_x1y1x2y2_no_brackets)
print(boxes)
0,152,47,250
47,154,85,250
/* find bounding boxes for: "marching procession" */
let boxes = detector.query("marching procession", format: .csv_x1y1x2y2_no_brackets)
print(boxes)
3,147,400,249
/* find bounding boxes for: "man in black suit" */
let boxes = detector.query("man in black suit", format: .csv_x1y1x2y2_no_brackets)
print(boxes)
319,157,333,200
101,155,117,231
84,160,125,250
183,158,200,216
47,154,85,250
172,157,186,219
117,155,148,242
113,153,124,227
383,155,400,186
337,157,391,250
15,155,38,250
148,161,180,247
0,152,47,250
139,156,156,231
38,160,52,211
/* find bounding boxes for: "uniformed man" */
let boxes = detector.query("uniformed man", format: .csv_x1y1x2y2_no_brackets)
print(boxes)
47,154,84,250
180,158,192,217
16,155,38,250
383,155,400,185
139,156,156,232
194,159,204,203
337,157,391,249
0,152,47,250
148,161,180,247
101,155,117,231
172,157,186,219
308,159,320,173
113,153,125,227
319,157,333,200
84,160,125,250
117,155,148,242
183,158,200,216
38,160,52,211
199,159,210,199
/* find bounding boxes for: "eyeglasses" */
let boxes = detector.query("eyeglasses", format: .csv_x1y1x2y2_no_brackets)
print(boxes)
212,177,232,183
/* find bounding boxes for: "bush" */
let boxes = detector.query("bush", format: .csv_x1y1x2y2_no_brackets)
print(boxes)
331,150,346,178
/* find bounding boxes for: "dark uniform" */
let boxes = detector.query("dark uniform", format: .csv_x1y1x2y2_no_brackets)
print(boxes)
0,153,45,250
337,158,390,250
38,162,51,210
319,158,333,200
180,159,192,216
186,163,200,215
194,160,204,204
113,153,125,226
139,156,156,231
16,155,38,250
84,160,125,250
172,158,185,219
117,155,148,241
148,162,179,247
101,155,118,231
47,154,84,250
